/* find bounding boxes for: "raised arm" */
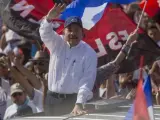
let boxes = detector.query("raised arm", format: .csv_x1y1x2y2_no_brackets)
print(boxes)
10,66,33,97
96,30,138,85
15,59,41,90
39,3,66,54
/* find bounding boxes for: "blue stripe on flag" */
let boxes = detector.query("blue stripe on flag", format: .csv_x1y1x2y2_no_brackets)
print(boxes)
125,75,154,120
60,0,108,30
105,0,137,4
143,75,152,107
60,0,108,20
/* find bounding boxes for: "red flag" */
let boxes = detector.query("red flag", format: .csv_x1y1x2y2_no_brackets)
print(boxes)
139,0,159,17
133,56,150,120
84,7,142,50
134,79,150,120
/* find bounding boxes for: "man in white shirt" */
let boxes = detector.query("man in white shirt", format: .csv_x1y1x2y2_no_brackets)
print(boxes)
40,4,97,116
3,83,37,120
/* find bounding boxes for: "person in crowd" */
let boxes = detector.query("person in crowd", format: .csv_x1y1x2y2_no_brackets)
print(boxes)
125,2,149,30
40,3,138,116
8,50,49,113
107,72,135,99
29,51,49,106
0,54,13,107
0,87,7,119
3,83,37,120
146,20,160,47
150,59,160,105
118,72,134,97
99,74,117,99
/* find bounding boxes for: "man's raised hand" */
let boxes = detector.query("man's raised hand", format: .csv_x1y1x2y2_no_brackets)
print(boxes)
46,3,66,22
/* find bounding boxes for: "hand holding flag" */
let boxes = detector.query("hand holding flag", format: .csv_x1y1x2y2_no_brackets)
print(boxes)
125,29,138,45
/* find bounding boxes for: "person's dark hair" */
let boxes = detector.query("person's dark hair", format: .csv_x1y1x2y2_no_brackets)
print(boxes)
125,3,141,20
146,19,157,31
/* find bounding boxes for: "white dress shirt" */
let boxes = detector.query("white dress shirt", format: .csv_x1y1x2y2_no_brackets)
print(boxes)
39,19,97,104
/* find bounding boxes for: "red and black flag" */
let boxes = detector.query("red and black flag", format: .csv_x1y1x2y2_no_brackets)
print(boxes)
2,0,71,41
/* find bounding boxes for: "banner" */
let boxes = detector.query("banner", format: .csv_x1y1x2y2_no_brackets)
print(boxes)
2,0,160,73
83,7,160,72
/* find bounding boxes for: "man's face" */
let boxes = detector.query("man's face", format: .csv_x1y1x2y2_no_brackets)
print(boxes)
11,92,26,105
147,28,160,42
63,24,83,47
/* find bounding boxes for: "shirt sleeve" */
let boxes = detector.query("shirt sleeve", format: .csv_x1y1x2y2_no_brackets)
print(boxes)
39,18,64,54
95,62,120,86
30,88,43,113
76,51,97,104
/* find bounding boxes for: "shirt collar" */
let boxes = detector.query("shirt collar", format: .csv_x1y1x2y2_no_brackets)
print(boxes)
66,41,82,49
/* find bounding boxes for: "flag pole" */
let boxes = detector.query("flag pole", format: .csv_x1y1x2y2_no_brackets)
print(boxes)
126,1,148,59
136,0,148,30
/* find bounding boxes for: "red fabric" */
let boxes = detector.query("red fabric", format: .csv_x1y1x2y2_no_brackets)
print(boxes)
139,0,159,17
15,0,54,20
14,0,65,34
133,79,150,120
11,1,142,50
84,7,143,49
133,56,150,120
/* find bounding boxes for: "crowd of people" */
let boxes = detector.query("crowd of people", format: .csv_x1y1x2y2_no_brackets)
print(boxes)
0,1,160,120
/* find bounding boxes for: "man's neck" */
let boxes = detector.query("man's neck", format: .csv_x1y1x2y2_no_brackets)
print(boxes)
16,98,28,107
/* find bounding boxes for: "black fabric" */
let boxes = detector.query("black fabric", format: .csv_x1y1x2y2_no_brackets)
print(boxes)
2,0,72,42
2,1,41,41
47,90,76,99
97,33,160,74
117,33,160,73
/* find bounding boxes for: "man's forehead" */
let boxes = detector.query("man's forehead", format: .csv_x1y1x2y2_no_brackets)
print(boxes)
66,23,82,29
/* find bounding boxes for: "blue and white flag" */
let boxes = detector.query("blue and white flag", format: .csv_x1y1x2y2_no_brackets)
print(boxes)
60,0,137,30
61,0,108,30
